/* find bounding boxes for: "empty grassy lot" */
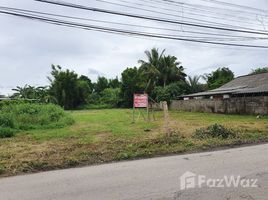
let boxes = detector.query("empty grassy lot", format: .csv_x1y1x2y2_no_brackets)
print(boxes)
0,109,268,177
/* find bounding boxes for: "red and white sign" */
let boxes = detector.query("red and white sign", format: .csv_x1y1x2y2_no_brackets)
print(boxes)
134,94,148,108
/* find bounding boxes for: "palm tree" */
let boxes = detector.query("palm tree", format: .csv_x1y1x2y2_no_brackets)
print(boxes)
186,75,203,93
12,85,56,103
138,48,165,93
12,85,36,99
159,55,186,87
139,48,187,93
35,86,57,103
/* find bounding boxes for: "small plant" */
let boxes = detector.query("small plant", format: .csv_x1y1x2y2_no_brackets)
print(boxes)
0,164,5,175
194,124,236,139
0,127,15,138
0,114,14,128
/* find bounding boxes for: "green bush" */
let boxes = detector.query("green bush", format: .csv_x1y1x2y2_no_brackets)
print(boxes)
0,127,15,138
194,124,236,139
100,88,121,107
0,113,14,128
0,102,74,131
152,82,189,104
0,99,33,109
85,88,121,109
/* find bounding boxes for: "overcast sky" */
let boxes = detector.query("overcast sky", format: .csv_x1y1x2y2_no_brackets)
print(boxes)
1,0,268,95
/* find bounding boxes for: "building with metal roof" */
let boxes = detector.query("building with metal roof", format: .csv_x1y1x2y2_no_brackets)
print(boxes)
171,73,268,115
182,72,268,100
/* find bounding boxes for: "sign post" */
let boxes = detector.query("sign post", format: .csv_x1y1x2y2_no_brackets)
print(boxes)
162,101,171,137
133,94,149,123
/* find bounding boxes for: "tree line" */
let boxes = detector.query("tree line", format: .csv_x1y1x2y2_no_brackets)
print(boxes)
11,48,268,109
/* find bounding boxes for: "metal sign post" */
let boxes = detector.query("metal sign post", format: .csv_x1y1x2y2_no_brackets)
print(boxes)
133,93,149,123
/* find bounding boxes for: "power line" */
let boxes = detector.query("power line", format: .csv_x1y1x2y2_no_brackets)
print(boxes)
110,0,268,28
156,0,268,24
34,0,268,36
199,0,268,13
161,0,268,16
2,6,267,41
1,9,268,48
0,9,240,42
93,0,259,30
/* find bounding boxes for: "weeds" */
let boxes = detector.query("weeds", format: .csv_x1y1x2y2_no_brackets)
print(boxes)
0,165,5,175
0,102,74,138
0,127,15,138
194,124,236,139
0,110,268,177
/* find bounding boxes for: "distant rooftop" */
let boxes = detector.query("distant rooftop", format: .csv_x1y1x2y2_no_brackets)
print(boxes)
0,97,11,101
183,72,268,97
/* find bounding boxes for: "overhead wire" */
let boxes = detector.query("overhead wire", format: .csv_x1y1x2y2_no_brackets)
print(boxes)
33,0,268,36
2,6,267,41
108,0,268,28
1,9,268,48
93,0,261,30
1,0,268,48
156,0,268,25
198,0,268,13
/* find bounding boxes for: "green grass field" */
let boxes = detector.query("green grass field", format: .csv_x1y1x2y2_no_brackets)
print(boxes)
1,109,268,177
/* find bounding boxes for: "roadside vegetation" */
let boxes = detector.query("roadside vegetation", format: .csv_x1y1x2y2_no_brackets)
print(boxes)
9,48,240,110
0,109,268,177
9,48,268,110
0,101,74,138
194,124,236,139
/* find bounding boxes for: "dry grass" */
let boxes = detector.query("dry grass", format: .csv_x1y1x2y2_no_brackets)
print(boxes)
0,109,268,177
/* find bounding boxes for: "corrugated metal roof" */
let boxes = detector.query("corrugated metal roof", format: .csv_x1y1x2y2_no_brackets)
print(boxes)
183,72,268,97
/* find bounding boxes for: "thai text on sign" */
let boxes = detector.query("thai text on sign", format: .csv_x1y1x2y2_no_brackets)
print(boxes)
134,94,148,108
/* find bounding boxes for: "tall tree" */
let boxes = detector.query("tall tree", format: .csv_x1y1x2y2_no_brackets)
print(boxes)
205,67,234,90
77,79,91,106
120,67,145,107
48,65,89,109
139,48,186,93
109,77,121,88
159,55,186,87
79,75,94,93
94,77,109,94
138,48,164,93
186,75,204,93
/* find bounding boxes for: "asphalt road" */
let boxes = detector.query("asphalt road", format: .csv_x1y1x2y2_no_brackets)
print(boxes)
1,144,268,200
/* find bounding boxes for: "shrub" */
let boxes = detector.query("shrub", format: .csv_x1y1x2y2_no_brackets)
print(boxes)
85,88,121,109
0,164,5,175
152,82,189,104
194,124,236,139
0,99,30,110
0,102,74,130
0,114,14,128
0,127,15,138
100,88,121,107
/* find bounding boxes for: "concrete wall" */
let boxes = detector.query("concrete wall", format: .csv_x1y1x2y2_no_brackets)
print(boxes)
170,96,268,115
